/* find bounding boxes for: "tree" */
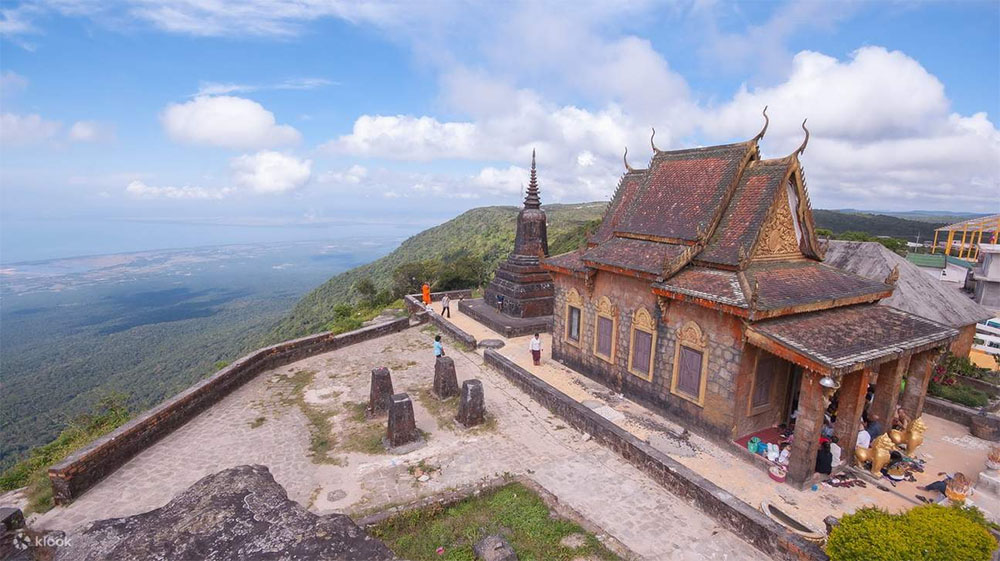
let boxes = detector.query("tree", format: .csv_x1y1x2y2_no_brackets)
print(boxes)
437,255,488,290
392,261,439,298
352,278,377,306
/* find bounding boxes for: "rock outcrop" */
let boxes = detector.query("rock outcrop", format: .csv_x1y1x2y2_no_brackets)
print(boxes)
55,465,395,561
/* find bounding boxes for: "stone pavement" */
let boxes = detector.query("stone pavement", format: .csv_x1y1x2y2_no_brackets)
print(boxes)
33,324,767,561
437,302,996,531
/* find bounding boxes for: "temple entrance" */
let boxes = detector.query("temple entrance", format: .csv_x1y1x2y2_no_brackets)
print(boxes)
782,366,803,427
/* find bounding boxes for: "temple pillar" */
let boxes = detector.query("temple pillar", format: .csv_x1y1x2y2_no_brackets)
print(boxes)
787,370,826,487
870,355,910,428
833,368,870,462
899,350,940,420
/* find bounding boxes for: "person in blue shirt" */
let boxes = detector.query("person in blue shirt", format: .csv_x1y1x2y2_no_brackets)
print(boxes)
433,335,444,357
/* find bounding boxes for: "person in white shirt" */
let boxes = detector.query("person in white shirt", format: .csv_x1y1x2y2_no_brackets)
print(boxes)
529,333,542,365
856,424,872,450
830,436,843,466
441,295,451,318
777,442,791,466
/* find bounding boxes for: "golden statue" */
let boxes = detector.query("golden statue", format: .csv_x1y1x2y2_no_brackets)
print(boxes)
856,433,895,475
888,416,927,456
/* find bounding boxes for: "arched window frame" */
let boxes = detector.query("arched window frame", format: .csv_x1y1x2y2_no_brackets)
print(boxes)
564,288,584,347
670,320,709,406
592,295,617,364
628,307,657,381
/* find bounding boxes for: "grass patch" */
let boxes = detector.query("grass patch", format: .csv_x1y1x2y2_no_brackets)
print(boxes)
0,393,132,514
371,482,620,561
276,369,341,464
342,421,386,455
416,388,459,430
249,416,267,429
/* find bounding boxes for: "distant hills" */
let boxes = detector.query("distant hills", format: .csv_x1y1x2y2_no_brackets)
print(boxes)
830,209,991,224
268,205,947,342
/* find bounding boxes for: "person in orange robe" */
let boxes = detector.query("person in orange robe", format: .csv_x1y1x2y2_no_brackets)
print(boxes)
421,282,431,306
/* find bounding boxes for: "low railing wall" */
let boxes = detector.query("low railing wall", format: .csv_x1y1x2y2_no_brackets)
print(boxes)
483,349,827,561
49,317,411,505
404,290,477,349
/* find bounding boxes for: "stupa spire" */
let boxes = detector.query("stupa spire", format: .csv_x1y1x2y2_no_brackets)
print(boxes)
524,149,541,209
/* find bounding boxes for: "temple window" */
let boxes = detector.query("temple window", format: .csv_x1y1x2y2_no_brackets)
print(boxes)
749,352,784,415
628,307,656,381
592,296,617,363
565,289,583,346
670,321,708,406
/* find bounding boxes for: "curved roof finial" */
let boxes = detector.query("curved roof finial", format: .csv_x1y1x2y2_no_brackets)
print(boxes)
795,119,809,156
650,127,661,153
623,147,634,172
753,106,769,142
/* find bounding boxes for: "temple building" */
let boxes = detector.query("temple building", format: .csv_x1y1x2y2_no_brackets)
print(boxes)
541,114,958,487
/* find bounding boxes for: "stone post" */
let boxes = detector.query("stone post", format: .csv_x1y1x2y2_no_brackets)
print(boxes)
788,370,826,487
899,350,939,421
833,368,870,462
456,379,485,428
367,367,394,417
386,393,419,449
870,355,910,428
433,356,460,399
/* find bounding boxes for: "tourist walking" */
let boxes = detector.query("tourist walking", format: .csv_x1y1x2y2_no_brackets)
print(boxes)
495,293,504,313
441,294,451,318
529,333,542,365
434,335,445,357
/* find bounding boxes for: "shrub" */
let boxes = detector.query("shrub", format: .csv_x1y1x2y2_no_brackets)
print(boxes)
827,505,997,561
929,381,990,408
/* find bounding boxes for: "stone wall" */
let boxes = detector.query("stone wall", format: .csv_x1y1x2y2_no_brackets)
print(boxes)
923,395,1000,442
404,290,477,348
483,349,827,561
48,317,412,505
551,271,750,441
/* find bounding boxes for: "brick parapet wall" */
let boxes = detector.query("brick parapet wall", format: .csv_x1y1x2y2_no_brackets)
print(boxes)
48,317,412,505
483,349,826,561
404,290,477,348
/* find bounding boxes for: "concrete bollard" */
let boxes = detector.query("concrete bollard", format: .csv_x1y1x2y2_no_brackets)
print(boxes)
433,356,460,399
367,367,394,417
386,393,420,448
456,379,485,428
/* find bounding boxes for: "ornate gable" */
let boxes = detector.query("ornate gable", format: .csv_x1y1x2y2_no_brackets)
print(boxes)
753,183,803,261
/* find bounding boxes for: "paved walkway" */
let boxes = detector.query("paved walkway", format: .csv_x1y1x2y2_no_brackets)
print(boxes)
34,324,766,561
439,302,996,530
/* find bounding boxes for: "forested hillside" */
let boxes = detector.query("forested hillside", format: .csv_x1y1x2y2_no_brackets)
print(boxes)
267,205,945,343
265,203,605,342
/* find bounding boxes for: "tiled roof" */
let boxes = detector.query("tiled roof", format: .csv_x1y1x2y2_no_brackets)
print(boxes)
743,261,890,313
581,237,688,279
614,142,753,243
698,159,792,267
747,305,957,374
652,267,747,308
590,170,646,245
541,249,590,275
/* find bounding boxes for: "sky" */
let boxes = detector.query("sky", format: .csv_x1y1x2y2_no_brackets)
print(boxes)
1,0,999,262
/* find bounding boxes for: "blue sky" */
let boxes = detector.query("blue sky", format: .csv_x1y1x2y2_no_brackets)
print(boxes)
1,1,998,261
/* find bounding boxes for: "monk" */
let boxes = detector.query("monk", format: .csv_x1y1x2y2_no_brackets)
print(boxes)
421,283,431,306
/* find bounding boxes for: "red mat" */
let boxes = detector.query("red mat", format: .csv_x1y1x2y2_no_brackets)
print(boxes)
734,426,785,450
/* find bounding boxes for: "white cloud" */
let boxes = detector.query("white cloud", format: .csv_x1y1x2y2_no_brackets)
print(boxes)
0,113,61,145
317,164,368,185
0,70,28,96
230,150,312,194
126,180,234,200
68,120,115,142
193,77,335,96
161,95,300,149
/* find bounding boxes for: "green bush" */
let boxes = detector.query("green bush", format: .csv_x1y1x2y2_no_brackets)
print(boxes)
929,381,990,408
0,393,132,513
827,505,997,561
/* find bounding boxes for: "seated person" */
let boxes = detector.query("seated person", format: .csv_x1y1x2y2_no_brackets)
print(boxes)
892,405,911,431
830,436,843,466
920,472,972,499
866,413,885,439
816,441,834,475
777,442,791,466
856,422,872,450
